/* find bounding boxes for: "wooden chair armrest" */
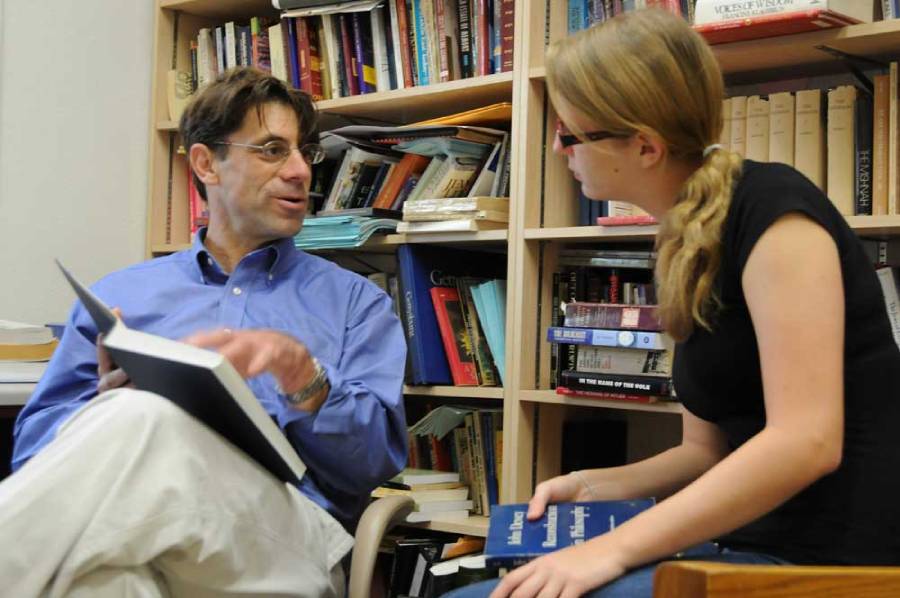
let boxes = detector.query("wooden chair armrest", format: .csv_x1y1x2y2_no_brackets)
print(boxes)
347,496,415,598
653,560,900,598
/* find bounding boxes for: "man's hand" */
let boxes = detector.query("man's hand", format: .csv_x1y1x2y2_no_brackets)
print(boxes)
96,308,134,394
184,328,328,412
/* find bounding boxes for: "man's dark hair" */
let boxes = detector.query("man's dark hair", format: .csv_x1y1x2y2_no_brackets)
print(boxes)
179,67,319,200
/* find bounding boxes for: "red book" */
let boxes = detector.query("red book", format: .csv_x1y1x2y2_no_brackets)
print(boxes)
430,286,479,386
563,302,662,331
596,215,658,226
307,17,324,100
475,0,490,76
338,13,360,96
395,0,415,87
295,17,313,95
694,9,859,46
556,386,661,405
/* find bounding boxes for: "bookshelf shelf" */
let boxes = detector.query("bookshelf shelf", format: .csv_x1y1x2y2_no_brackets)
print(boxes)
520,390,684,415
528,21,900,80
524,226,658,242
404,386,504,400
407,515,490,537
155,73,514,130
714,19,900,76
317,72,514,122
847,215,900,236
386,230,508,245
160,0,274,20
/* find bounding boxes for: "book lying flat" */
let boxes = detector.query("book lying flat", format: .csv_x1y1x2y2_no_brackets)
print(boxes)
56,260,307,484
485,499,655,568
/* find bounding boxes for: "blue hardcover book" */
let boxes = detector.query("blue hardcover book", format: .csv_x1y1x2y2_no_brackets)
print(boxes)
547,327,668,350
397,246,506,385
284,18,301,89
486,499,655,568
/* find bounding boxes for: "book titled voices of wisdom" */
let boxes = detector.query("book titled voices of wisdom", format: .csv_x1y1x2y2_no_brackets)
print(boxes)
485,499,655,568
56,260,307,485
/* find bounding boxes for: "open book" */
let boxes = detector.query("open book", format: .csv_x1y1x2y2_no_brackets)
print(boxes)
56,260,307,484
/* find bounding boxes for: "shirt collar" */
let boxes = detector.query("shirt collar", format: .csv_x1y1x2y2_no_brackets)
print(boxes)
190,228,300,284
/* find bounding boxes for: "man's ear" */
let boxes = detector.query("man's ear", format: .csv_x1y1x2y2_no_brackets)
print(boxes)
189,143,219,187
634,131,667,170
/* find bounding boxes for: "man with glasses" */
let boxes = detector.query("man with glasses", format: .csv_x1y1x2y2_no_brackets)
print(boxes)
3,68,408,597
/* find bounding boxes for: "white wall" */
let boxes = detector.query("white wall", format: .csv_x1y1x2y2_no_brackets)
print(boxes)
0,0,153,325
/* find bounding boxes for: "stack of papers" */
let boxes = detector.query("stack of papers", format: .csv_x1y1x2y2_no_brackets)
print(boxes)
293,215,399,249
0,361,47,383
471,280,507,385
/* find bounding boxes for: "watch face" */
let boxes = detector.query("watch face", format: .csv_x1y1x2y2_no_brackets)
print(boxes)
617,330,635,347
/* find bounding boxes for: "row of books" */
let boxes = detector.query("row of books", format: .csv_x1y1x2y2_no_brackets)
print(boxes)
280,0,515,97
409,405,502,516
398,195,509,233
397,245,507,386
317,123,510,215
376,530,494,598
567,1,882,45
719,77,895,217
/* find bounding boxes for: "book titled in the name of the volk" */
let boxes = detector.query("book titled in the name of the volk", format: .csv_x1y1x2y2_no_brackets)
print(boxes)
485,499,654,568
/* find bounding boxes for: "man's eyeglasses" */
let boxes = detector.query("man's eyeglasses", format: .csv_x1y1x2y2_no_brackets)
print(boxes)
555,119,629,149
214,140,326,165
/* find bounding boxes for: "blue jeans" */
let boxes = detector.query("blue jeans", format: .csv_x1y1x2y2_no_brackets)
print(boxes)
441,543,790,598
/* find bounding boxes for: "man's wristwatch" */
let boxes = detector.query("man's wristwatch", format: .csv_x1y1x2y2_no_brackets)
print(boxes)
285,357,329,405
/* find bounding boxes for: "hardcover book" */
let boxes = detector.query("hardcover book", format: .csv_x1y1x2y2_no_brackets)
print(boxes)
485,499,655,568
56,261,307,485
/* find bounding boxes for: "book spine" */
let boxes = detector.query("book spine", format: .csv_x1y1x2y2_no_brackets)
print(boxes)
794,88,826,191
339,14,360,96
873,74,890,215
284,18,301,89
560,370,671,397
412,0,431,86
856,89,874,216
556,386,659,404
430,286,479,385
768,91,795,166
745,95,770,162
434,0,450,82
500,0,514,72
458,0,473,78
563,302,661,330
827,85,856,215
547,326,668,350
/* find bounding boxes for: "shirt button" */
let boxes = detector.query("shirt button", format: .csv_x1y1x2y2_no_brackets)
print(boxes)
232,287,242,296
207,257,213,266
268,274,274,281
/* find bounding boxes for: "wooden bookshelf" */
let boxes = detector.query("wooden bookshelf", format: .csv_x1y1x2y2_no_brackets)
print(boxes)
147,0,900,540
408,515,490,537
404,385,504,400
520,390,683,415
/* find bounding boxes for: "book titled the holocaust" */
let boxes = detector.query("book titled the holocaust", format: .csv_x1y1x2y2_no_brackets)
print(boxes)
485,499,654,568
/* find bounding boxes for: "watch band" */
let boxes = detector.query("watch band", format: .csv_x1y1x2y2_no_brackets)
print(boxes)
285,357,329,405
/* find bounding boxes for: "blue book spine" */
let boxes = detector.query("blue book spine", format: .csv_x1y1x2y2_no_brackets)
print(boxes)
412,0,430,86
285,18,301,89
567,0,584,34
397,245,453,385
546,327,667,350
485,500,655,568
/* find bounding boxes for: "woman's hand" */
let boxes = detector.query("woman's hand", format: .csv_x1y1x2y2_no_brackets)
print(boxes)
489,539,626,598
527,472,595,520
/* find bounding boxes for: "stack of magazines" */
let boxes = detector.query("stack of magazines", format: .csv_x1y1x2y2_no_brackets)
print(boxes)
292,215,399,249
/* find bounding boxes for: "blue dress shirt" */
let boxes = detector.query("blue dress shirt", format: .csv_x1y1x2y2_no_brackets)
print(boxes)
13,233,408,526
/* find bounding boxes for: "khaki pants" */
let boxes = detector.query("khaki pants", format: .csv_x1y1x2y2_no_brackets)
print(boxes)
0,390,353,597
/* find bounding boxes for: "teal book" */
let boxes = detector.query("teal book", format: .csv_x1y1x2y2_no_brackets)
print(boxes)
485,499,655,568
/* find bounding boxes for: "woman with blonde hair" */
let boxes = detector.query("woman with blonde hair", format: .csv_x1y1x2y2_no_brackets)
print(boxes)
444,8,900,598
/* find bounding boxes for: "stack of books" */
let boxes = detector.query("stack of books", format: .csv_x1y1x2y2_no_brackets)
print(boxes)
548,302,675,404
398,196,509,234
0,320,58,362
292,214,399,249
377,468,473,523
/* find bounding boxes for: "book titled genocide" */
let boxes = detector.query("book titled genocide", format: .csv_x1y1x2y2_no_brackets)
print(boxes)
56,260,307,485
485,499,654,568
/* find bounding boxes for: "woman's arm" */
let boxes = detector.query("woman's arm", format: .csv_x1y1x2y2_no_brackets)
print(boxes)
573,409,729,501
493,213,845,597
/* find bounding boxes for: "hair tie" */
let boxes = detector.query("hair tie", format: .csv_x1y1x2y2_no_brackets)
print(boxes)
703,143,723,158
